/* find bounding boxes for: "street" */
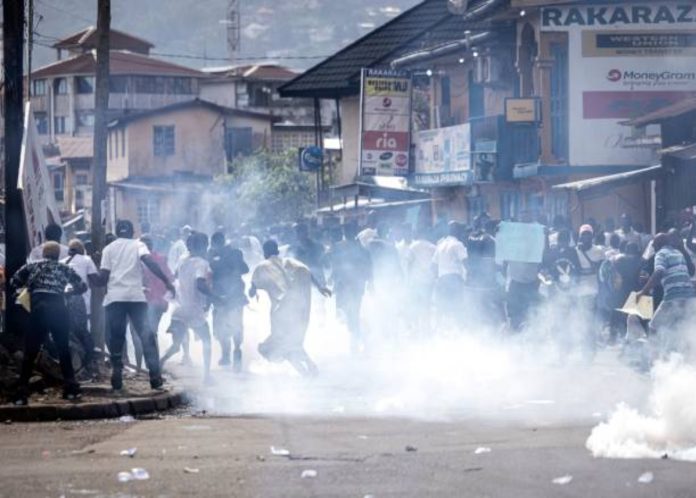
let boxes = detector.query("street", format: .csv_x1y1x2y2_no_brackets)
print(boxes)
1,413,694,497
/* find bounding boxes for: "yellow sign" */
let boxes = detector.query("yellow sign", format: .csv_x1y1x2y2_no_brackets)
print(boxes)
505,98,540,123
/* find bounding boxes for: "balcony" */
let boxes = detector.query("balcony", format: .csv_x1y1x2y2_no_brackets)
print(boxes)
73,93,196,112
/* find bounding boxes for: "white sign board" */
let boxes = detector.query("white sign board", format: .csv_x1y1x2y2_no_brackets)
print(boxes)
541,3,696,166
413,122,474,186
18,102,62,248
495,221,546,264
359,69,412,176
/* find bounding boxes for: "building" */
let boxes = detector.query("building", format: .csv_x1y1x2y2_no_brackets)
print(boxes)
200,63,335,153
104,98,274,230
281,0,696,228
29,26,208,143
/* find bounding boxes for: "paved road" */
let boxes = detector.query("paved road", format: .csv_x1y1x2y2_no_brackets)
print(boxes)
0,414,693,497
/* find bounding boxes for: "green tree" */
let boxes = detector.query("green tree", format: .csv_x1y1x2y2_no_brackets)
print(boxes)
216,150,316,228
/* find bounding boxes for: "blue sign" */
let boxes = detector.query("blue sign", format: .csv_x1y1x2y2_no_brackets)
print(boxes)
299,146,323,172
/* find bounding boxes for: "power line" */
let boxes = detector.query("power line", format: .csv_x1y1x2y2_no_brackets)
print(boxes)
36,0,94,24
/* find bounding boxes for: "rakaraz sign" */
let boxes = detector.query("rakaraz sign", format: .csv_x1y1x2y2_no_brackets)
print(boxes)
542,4,696,28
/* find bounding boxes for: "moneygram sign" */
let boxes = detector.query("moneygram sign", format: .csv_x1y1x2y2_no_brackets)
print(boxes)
540,3,696,167
359,68,412,177
607,68,696,86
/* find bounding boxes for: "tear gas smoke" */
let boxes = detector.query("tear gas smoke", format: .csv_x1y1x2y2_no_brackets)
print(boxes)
160,286,650,424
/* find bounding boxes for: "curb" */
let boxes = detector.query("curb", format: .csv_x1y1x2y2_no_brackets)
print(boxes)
0,389,188,422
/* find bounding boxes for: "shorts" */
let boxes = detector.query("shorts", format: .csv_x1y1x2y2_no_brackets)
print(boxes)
213,305,244,343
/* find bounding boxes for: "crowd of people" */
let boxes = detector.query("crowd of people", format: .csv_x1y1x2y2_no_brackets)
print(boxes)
5,208,696,405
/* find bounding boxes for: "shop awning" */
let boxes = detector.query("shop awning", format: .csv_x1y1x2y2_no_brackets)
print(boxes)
317,197,432,215
552,164,662,197
661,142,696,161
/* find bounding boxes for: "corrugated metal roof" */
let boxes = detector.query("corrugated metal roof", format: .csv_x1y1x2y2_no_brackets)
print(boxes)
32,50,206,79
622,98,696,127
279,0,510,98
108,98,275,128
552,165,662,192
661,142,696,160
279,0,456,98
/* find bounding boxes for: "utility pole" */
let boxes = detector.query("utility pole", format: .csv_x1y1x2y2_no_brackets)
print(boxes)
90,0,110,349
226,0,241,66
91,0,110,253
3,0,28,334
26,0,34,99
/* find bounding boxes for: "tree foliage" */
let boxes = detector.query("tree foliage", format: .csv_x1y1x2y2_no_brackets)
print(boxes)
216,150,316,228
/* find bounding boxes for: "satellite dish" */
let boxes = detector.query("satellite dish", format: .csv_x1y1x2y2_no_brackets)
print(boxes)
447,0,469,15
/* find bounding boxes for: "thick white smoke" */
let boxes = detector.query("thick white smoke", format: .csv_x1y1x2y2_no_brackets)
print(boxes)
587,354,696,462
162,289,650,424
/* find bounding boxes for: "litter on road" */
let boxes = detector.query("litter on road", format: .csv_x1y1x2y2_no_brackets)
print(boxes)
552,475,573,485
301,469,317,478
474,447,491,454
638,472,654,484
119,448,137,457
184,467,200,474
270,446,290,456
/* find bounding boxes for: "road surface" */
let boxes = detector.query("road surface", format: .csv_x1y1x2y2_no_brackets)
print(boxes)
0,413,693,497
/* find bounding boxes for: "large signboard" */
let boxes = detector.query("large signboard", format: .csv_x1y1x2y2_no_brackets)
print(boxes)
18,102,62,248
359,68,412,176
413,122,474,186
541,3,696,166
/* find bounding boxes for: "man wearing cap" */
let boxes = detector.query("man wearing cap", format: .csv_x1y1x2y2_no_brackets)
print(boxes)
96,220,175,392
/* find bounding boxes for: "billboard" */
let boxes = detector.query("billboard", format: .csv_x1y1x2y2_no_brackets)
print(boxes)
541,3,696,166
18,102,62,248
359,68,412,176
413,122,474,186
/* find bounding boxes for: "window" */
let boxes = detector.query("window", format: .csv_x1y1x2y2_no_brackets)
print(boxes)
54,116,66,134
75,190,85,210
76,76,95,94
53,172,64,202
225,127,253,160
109,76,128,93
32,79,47,96
136,197,160,226
249,84,272,108
54,78,68,95
35,112,48,134
153,125,175,156
75,111,95,128
75,173,89,186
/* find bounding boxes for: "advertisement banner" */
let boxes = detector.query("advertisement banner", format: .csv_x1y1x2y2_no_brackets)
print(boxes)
18,102,62,248
541,2,696,166
359,68,412,176
412,122,472,186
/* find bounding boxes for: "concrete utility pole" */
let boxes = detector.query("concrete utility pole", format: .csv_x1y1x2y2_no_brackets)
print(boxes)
91,0,110,253
3,0,28,332
90,0,110,349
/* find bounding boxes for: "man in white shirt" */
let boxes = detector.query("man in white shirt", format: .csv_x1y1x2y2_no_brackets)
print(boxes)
27,224,69,263
97,220,175,391
357,211,379,248
62,239,100,376
407,228,437,333
161,232,216,383
432,221,467,326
